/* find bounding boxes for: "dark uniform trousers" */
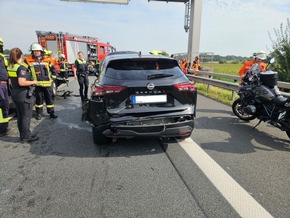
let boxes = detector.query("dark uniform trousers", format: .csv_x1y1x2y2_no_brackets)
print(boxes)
11,89,34,140
35,86,54,115
0,83,9,133
77,74,89,100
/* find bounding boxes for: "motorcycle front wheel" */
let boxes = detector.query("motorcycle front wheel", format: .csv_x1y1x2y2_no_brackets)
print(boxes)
284,121,290,139
232,98,256,121
286,131,290,139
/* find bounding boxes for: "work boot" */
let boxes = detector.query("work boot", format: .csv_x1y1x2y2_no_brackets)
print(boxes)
50,113,58,119
36,114,41,120
21,134,39,143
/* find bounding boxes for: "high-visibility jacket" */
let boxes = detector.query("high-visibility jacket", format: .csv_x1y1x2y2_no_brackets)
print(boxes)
7,63,20,78
48,56,57,66
181,61,188,74
191,60,201,71
239,60,267,77
75,58,87,75
59,61,69,72
7,63,32,86
25,55,54,87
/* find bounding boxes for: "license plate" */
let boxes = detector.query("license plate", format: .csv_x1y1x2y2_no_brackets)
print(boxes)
132,95,167,104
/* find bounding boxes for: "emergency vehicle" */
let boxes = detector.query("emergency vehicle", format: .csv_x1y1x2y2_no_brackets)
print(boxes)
36,30,115,73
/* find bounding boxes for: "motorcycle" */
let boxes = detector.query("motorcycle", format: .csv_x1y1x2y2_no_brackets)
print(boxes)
232,58,290,138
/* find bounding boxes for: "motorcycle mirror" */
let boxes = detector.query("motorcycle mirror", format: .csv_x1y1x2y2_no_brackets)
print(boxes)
270,57,275,64
95,70,99,77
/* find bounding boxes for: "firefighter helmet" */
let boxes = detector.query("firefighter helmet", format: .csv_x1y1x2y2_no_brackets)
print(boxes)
254,51,267,60
150,50,161,55
30,43,43,51
0,37,3,46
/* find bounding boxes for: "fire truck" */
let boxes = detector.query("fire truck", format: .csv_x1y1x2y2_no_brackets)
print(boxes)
36,30,115,74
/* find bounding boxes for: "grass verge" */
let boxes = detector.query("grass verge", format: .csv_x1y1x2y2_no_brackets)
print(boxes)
195,82,238,106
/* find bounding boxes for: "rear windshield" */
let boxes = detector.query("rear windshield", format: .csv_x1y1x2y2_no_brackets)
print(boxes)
105,59,184,80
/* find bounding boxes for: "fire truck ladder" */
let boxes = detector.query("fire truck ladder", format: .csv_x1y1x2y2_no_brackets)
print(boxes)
56,33,64,55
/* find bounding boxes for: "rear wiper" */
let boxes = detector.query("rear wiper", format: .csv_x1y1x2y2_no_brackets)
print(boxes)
147,73,174,80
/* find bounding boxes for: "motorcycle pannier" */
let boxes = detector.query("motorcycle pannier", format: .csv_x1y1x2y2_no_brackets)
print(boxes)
260,71,278,88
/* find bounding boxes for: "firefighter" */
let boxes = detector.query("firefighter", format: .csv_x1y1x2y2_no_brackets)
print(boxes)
73,51,89,102
239,51,267,80
191,56,202,71
0,37,11,137
58,54,69,79
7,48,39,142
25,43,58,120
180,57,189,74
45,50,57,66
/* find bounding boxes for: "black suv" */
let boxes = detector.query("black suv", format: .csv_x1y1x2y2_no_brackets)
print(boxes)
83,54,197,144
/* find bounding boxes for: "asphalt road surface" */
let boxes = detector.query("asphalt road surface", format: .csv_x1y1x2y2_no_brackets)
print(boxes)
0,76,289,218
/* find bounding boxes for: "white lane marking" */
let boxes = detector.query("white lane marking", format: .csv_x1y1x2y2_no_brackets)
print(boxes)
178,138,273,218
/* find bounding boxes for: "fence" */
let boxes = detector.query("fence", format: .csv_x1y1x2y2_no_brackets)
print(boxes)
186,69,290,100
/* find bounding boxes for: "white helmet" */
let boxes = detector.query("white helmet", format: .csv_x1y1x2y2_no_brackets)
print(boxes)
254,51,267,60
30,43,43,51
59,54,65,59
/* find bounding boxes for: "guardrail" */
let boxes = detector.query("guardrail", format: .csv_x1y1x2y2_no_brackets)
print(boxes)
186,69,290,100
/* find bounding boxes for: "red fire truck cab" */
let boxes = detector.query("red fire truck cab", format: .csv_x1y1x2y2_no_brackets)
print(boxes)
36,30,115,74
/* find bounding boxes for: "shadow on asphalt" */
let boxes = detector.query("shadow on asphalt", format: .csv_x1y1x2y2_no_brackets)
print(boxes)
194,108,290,153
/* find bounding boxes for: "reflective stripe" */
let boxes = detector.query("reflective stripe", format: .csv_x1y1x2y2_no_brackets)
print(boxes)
8,71,17,78
0,53,8,67
76,59,86,64
0,108,9,124
35,104,44,108
36,81,52,87
35,104,54,108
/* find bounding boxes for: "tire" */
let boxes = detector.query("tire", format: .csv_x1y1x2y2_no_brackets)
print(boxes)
286,130,290,139
285,121,290,139
92,126,108,145
232,98,256,121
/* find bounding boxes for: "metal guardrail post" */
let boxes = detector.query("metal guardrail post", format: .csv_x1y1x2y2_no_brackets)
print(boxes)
207,75,212,93
232,79,238,101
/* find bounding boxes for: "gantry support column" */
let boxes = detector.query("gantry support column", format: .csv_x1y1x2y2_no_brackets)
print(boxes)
187,0,202,64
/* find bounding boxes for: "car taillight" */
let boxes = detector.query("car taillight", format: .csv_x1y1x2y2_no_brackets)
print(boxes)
173,82,196,92
92,85,126,96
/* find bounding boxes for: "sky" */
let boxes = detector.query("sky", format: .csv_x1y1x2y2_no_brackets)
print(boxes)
0,0,289,57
